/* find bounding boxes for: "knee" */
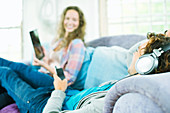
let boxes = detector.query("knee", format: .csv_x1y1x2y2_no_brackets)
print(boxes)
0,67,13,77
0,67,12,71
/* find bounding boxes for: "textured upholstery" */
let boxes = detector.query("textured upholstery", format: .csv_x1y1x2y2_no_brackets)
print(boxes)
103,72,170,113
86,34,146,49
0,103,20,113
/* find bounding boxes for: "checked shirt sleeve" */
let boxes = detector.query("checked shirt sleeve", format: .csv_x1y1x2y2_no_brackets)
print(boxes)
64,39,85,85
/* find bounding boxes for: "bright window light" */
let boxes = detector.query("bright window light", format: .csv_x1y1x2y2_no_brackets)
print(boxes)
107,0,170,36
0,0,22,61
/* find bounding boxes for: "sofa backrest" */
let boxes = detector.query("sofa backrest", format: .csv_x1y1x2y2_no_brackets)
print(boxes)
86,34,146,49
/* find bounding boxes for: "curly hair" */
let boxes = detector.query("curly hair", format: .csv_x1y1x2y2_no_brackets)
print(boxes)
145,32,170,74
52,6,86,48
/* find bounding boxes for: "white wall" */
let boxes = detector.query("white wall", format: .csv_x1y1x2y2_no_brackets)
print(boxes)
23,0,99,61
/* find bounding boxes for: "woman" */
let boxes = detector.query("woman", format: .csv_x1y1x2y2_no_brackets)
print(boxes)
0,6,86,109
33,6,86,87
0,32,169,113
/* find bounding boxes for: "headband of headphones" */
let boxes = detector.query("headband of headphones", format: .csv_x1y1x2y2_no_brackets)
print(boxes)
161,43,170,52
153,43,170,58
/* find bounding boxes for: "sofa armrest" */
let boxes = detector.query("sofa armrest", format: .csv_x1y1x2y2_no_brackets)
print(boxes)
103,72,170,113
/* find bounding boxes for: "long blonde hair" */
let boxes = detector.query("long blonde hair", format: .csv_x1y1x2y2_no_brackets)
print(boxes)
52,6,86,49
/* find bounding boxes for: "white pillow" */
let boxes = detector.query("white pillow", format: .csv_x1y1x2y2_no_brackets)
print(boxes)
84,46,128,89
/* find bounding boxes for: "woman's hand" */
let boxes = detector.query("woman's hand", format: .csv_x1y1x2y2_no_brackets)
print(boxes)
41,46,49,64
32,57,45,66
32,46,49,66
53,72,68,92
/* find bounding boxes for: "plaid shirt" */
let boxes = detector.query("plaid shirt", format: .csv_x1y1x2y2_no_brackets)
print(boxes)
59,39,85,84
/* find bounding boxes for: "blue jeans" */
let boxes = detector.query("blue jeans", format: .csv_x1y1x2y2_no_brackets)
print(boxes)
0,58,54,113
0,58,54,88
0,57,114,112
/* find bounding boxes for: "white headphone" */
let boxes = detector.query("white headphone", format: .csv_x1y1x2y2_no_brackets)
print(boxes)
135,44,170,75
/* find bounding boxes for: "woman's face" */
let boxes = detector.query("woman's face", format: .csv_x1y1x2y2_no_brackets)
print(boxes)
128,42,147,75
64,9,80,35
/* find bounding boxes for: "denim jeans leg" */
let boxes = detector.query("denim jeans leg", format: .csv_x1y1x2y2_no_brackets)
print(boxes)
0,57,54,88
0,67,45,113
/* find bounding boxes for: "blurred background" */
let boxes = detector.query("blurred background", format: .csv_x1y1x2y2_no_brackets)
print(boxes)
0,0,170,62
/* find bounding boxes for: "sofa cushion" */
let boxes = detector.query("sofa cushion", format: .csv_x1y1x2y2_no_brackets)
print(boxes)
84,46,128,89
70,47,94,90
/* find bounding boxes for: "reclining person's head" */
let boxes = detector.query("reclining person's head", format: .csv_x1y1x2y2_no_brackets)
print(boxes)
128,32,170,75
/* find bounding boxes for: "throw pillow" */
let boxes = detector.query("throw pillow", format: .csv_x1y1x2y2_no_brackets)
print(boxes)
84,46,128,89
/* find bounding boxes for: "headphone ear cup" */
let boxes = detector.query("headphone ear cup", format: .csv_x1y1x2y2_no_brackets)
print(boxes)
135,54,158,74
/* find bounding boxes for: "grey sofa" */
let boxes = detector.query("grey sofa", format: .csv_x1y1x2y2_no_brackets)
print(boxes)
85,34,170,113
103,72,170,113
86,34,146,49
1,34,169,113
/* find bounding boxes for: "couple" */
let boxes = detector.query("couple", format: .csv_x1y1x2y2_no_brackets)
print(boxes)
0,31,169,113
0,4,170,113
